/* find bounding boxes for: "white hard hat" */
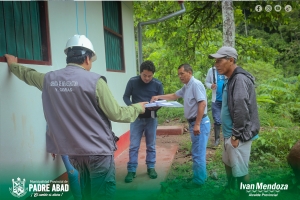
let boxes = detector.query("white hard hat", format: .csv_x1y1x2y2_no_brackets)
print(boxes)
64,35,97,62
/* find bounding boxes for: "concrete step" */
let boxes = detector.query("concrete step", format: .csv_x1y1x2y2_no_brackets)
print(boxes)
156,125,183,135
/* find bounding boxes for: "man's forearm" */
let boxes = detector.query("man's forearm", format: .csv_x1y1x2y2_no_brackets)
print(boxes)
155,93,178,101
123,95,132,106
97,79,143,122
195,101,206,125
9,63,44,91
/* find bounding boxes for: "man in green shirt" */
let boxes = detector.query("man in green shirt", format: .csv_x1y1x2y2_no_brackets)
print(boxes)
4,35,147,200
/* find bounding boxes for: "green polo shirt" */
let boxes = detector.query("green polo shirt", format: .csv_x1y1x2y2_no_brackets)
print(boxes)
8,63,143,122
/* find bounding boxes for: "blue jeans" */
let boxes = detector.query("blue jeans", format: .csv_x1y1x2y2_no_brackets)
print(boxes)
212,101,222,125
127,117,158,172
61,155,82,200
188,116,211,185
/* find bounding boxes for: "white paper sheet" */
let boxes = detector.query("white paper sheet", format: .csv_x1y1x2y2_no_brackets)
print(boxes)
145,100,183,108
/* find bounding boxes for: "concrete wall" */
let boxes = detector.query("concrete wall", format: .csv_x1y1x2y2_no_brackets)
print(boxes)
0,1,136,198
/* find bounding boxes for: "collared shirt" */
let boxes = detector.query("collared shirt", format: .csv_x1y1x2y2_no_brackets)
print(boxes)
175,76,207,119
9,63,143,122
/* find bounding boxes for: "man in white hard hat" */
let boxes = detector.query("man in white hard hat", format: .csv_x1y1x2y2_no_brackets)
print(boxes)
4,35,147,200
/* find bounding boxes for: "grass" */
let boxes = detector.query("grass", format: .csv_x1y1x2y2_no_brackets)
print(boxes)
157,107,185,124
158,144,300,200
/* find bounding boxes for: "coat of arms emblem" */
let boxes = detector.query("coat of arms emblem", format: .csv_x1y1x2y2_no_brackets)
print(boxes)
9,177,28,198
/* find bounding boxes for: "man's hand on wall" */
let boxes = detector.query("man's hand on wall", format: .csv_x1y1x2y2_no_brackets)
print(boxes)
4,54,18,66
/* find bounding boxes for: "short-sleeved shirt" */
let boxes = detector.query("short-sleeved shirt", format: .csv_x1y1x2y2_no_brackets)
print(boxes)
175,76,207,119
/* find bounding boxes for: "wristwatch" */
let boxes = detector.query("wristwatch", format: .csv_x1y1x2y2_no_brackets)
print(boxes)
231,135,238,141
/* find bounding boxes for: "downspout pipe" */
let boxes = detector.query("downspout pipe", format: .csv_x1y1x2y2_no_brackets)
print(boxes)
137,2,186,68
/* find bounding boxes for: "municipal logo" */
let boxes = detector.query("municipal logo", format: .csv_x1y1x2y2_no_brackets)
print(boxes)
9,177,28,198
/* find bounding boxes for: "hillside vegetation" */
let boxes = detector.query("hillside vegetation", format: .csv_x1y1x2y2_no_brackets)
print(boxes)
134,1,300,199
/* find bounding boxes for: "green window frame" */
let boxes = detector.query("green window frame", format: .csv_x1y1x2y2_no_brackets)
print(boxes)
102,1,125,72
0,1,51,65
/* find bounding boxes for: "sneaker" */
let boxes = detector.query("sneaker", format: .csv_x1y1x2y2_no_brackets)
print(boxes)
147,168,157,179
182,181,202,189
124,172,136,183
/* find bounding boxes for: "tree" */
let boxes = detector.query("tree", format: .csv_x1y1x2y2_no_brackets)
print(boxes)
133,1,299,94
222,0,235,47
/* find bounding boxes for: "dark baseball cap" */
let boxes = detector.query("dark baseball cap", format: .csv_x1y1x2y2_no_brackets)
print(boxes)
209,46,238,60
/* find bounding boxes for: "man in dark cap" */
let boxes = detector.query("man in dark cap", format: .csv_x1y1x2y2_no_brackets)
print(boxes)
209,46,260,197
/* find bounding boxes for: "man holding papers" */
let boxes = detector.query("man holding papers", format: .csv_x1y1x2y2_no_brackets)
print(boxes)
151,63,211,189
123,61,164,183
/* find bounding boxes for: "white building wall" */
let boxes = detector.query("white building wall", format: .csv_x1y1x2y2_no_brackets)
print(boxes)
0,1,136,198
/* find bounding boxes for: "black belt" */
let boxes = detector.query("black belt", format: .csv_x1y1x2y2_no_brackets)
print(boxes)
187,114,207,123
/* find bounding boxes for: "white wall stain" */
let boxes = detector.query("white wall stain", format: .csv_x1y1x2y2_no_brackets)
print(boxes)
22,115,26,135
12,113,16,134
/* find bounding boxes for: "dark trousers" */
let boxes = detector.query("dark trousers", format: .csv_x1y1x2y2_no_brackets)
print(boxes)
212,101,222,125
69,155,116,200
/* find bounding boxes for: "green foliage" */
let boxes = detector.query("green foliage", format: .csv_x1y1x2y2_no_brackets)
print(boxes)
134,1,300,95
235,34,279,64
252,127,300,162
276,40,300,77
288,102,300,123
234,1,299,31
157,107,185,124
257,76,300,123
206,148,223,170
179,138,192,153
135,1,224,94
133,2,300,199
242,60,282,83
258,108,294,128
238,2,300,77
